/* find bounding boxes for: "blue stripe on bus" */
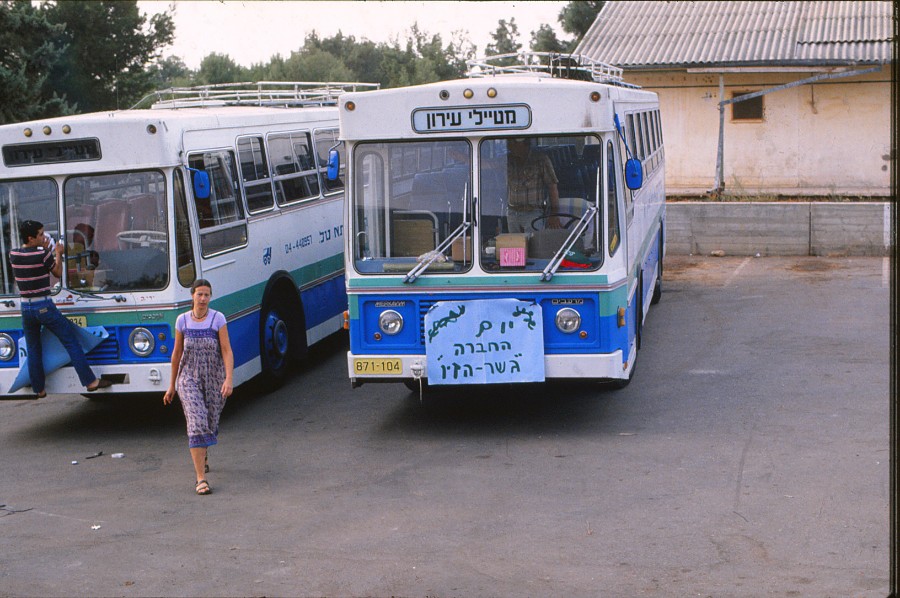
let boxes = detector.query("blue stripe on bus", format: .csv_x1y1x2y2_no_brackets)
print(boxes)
226,311,260,368
229,276,347,369
349,292,632,360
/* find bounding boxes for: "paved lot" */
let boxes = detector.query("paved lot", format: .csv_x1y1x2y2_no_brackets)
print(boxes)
0,256,890,598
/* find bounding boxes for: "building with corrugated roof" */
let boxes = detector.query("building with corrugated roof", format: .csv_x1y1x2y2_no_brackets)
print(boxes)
576,1,892,197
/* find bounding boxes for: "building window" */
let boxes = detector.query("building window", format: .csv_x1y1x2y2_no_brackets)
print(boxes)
732,92,763,121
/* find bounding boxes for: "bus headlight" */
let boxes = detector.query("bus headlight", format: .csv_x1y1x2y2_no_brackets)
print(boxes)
0,333,15,361
128,327,155,357
555,308,581,333
378,310,404,335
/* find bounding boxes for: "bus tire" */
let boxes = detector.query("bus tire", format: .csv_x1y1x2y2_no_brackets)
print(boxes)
651,234,663,305
259,282,305,389
605,360,636,390
605,276,642,390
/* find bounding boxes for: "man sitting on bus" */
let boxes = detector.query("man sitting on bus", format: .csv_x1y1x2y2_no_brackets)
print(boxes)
505,138,561,233
8,220,111,396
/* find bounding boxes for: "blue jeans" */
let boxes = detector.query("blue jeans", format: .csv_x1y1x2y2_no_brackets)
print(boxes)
21,298,96,392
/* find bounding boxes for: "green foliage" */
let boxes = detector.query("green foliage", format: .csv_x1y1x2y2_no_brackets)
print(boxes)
149,55,192,89
558,1,604,40
485,18,522,65
45,0,174,112
0,1,71,123
197,52,246,85
530,23,570,53
0,2,594,123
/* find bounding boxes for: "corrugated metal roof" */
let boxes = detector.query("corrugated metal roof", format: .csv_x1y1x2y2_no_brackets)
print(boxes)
575,1,893,68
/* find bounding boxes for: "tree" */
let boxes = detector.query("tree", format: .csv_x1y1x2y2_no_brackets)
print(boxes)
558,1,605,42
197,52,245,85
0,1,71,123
530,23,569,53
149,55,193,89
485,18,521,64
45,0,175,112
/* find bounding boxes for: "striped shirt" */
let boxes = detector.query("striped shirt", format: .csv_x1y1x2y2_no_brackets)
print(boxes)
9,246,55,297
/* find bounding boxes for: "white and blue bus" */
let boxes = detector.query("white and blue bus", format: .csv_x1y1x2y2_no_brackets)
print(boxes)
0,82,377,397
335,54,664,390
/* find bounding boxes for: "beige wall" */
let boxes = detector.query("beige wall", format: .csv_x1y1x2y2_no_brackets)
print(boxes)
625,67,891,197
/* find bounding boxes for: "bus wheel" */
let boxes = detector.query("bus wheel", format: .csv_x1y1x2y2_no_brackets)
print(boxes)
608,277,642,390
259,300,292,387
605,360,636,390
651,237,663,305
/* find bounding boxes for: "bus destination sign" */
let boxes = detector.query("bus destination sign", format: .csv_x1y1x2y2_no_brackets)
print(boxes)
412,104,531,133
3,138,101,167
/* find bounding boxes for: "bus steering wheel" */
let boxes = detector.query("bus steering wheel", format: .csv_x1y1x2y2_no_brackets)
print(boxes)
530,212,579,231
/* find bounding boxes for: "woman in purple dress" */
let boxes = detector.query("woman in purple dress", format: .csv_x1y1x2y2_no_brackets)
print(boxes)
163,279,234,495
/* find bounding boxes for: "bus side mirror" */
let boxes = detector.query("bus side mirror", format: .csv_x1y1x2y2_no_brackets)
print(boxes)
191,170,211,199
326,149,340,181
624,158,643,190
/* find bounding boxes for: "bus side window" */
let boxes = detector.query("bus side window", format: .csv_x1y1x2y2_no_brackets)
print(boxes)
606,140,620,255
188,151,248,257
173,169,196,287
314,129,344,194
237,136,275,213
268,131,321,205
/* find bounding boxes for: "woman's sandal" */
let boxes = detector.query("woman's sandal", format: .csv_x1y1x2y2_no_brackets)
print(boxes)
195,479,211,495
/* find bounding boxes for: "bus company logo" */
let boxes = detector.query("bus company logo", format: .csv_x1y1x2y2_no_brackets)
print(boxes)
375,301,406,307
140,312,164,321
262,246,272,265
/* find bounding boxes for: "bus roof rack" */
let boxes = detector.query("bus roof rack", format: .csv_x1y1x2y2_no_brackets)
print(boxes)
130,81,381,110
466,52,639,87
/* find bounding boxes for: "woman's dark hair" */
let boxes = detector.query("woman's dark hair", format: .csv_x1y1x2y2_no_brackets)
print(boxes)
190,278,212,294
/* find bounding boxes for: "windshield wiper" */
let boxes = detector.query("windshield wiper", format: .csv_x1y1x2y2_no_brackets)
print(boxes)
66,286,106,301
540,205,598,282
404,221,470,284
404,182,470,284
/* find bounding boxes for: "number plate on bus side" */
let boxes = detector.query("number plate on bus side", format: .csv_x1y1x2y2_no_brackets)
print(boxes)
66,315,87,327
353,358,402,375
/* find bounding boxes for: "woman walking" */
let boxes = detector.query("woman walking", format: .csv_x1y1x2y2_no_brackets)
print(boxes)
163,279,234,495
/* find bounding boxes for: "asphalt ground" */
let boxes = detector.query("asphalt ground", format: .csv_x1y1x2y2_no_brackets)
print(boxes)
0,255,891,598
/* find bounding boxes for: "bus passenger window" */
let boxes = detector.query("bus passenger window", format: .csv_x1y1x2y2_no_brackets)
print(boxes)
188,151,248,257
314,129,345,194
268,132,321,204
237,136,275,213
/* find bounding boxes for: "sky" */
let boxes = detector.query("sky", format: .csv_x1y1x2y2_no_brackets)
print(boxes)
138,1,571,69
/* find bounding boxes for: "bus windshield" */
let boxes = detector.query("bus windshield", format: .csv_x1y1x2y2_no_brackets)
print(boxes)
352,139,471,273
63,171,168,292
0,178,60,295
479,135,602,272
351,135,604,275
0,172,170,296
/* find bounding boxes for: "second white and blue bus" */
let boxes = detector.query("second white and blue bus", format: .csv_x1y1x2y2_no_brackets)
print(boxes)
334,54,665,390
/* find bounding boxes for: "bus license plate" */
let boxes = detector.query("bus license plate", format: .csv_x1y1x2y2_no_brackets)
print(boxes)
66,315,87,327
354,358,402,375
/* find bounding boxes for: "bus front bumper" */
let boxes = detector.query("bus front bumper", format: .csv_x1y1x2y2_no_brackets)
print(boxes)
347,351,628,387
0,363,171,397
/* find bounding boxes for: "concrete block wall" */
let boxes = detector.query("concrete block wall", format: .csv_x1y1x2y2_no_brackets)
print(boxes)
666,202,893,256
